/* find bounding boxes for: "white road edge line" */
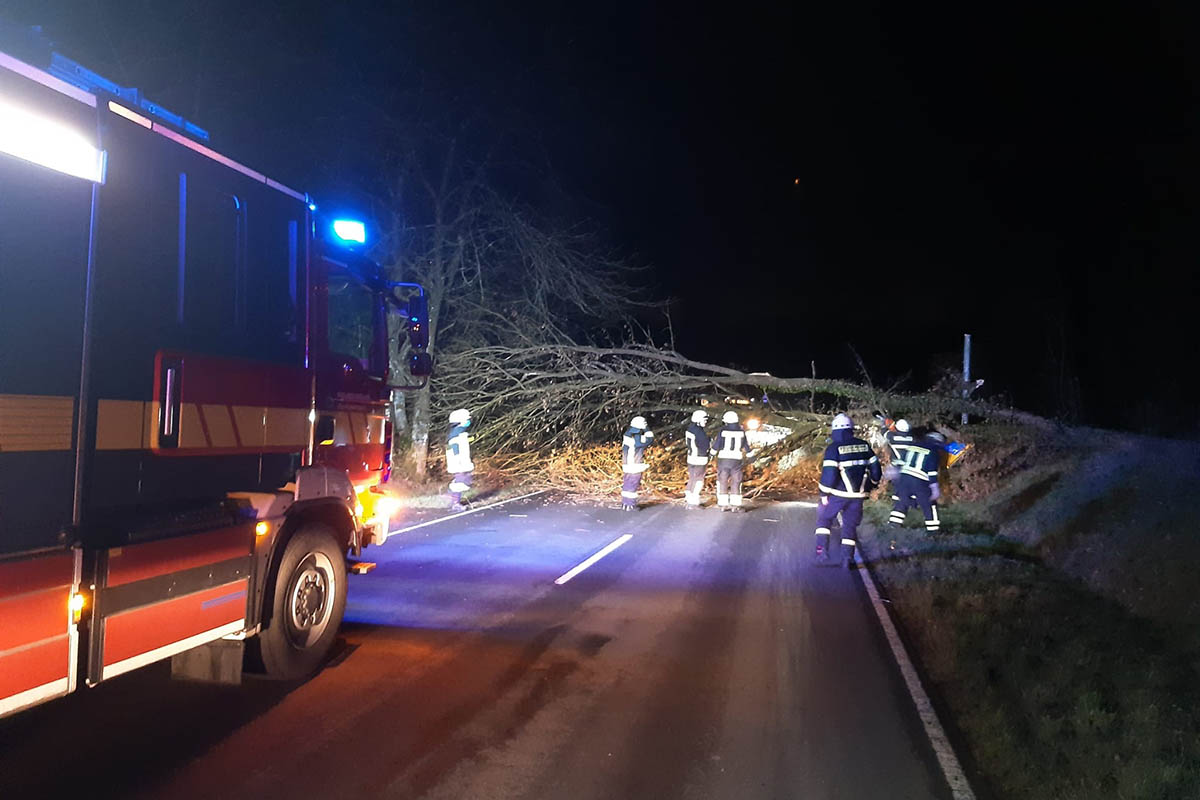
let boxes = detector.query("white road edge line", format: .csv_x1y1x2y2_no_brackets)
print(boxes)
855,547,977,800
554,534,633,585
390,490,549,535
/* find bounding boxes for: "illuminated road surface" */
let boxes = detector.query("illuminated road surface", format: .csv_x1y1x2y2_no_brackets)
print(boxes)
0,496,952,799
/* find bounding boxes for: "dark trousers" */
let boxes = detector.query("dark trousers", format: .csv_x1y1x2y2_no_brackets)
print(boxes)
889,474,939,532
685,464,706,505
449,472,473,503
716,460,743,506
814,494,864,559
621,470,644,507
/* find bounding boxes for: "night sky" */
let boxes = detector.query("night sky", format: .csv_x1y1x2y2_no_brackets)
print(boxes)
5,2,1197,433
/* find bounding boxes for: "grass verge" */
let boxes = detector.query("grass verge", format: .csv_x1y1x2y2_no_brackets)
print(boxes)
860,501,1200,800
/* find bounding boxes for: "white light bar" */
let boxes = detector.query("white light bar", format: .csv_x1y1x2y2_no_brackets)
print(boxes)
151,120,306,202
266,177,305,202
0,98,105,182
0,51,95,107
108,100,151,129
151,122,266,183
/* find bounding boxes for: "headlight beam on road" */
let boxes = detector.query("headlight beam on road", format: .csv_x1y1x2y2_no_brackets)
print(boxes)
554,534,633,585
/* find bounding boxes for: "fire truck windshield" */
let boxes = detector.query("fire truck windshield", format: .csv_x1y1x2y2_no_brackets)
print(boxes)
327,275,387,377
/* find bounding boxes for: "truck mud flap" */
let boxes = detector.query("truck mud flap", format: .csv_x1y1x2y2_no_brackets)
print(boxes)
0,549,82,718
88,524,254,685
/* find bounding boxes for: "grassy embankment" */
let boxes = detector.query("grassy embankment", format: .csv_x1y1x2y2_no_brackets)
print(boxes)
859,426,1200,800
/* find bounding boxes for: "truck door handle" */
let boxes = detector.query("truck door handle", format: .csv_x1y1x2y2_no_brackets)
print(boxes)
158,356,183,448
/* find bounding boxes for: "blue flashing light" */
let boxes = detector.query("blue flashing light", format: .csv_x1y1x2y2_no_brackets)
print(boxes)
308,203,317,211
332,219,366,244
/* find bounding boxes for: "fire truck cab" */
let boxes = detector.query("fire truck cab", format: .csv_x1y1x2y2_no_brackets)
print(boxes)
0,38,429,716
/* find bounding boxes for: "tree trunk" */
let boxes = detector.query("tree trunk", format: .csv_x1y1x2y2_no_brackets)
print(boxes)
389,390,408,480
410,383,432,479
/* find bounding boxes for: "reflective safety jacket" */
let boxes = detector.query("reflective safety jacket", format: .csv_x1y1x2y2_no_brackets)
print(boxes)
685,423,712,466
446,423,474,474
713,424,750,462
889,433,940,483
885,430,916,462
819,429,882,499
622,427,654,473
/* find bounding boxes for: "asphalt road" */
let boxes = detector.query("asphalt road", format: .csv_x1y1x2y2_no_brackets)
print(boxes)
0,495,952,800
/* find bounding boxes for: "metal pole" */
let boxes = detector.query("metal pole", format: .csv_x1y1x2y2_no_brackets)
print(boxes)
810,360,816,412
961,334,971,425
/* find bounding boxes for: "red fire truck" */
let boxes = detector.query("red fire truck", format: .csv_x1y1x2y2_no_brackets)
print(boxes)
0,39,430,717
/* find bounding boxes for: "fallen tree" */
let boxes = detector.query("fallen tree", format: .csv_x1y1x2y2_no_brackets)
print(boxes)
423,340,1086,507
435,342,1065,453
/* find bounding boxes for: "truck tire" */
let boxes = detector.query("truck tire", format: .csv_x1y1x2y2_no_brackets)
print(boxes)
253,525,347,680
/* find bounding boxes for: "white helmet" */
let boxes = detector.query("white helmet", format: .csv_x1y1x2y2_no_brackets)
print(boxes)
630,415,648,430
449,408,471,425
722,411,738,424
832,413,853,430
691,409,709,424
895,418,910,433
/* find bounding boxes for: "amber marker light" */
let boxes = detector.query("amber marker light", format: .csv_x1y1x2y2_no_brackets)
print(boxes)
255,521,270,537
69,592,86,623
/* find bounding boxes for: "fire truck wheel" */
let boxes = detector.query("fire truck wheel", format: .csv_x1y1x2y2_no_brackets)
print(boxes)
254,525,347,679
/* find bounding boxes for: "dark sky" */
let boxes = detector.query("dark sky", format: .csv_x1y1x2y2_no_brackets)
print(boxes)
5,1,1198,432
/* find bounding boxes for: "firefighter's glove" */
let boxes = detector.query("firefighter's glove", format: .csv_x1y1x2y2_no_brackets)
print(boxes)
930,482,941,502
883,465,900,482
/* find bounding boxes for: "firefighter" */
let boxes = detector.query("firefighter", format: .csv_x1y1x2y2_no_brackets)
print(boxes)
446,408,474,510
814,413,882,566
886,428,943,534
621,415,654,510
885,418,915,461
713,411,751,511
884,418,916,509
683,409,711,509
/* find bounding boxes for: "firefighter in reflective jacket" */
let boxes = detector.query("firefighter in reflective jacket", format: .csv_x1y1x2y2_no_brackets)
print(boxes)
446,408,474,510
814,413,882,566
887,428,943,534
683,409,711,509
885,418,916,507
621,416,654,510
714,411,751,511
885,418,915,462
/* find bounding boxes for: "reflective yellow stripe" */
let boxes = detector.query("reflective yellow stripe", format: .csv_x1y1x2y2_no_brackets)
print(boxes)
202,404,238,447
0,394,74,452
178,403,207,448
264,407,308,448
95,399,150,450
93,399,312,451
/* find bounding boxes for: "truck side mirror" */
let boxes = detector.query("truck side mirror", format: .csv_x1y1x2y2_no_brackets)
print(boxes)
406,294,429,350
409,352,433,377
